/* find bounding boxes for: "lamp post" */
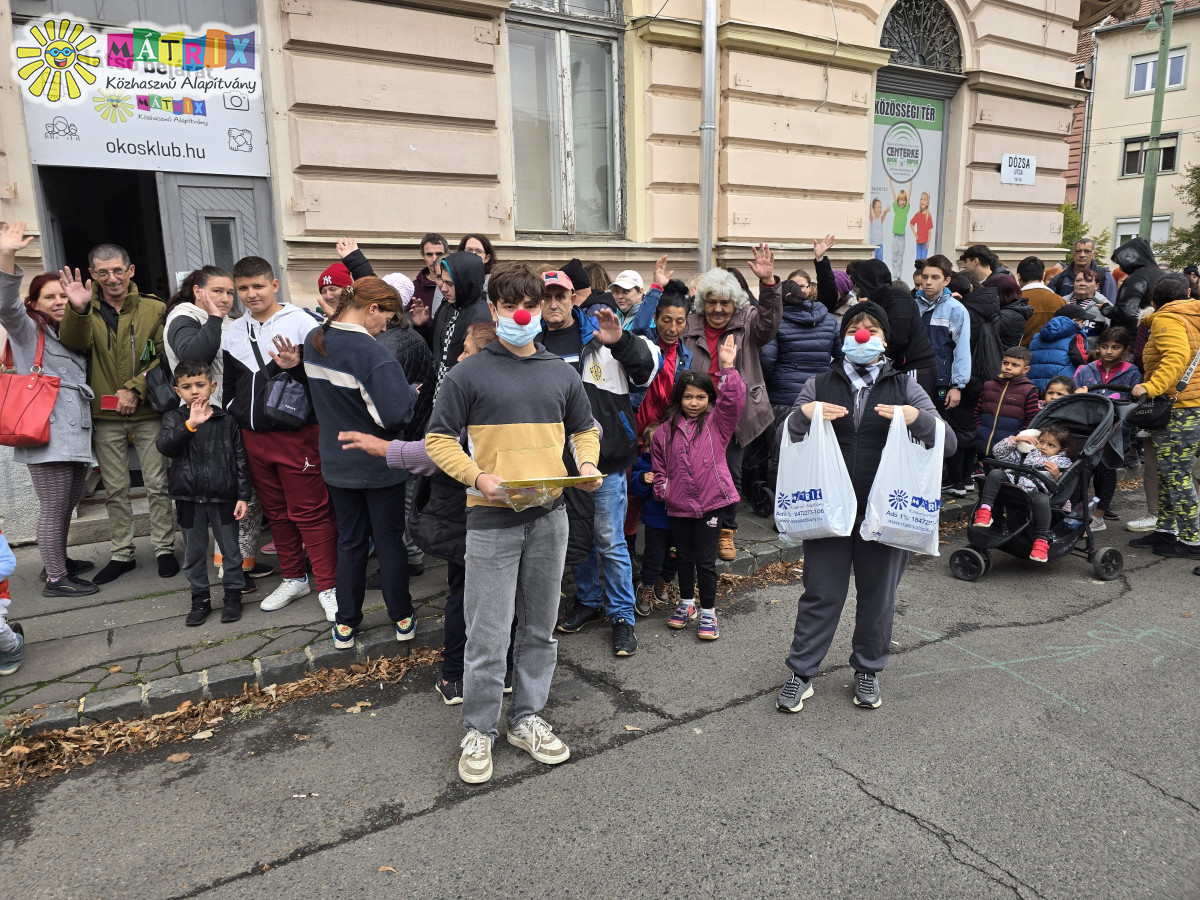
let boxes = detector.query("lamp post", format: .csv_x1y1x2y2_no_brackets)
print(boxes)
1138,0,1175,239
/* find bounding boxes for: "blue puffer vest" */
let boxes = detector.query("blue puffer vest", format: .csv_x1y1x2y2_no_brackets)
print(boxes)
1029,317,1085,391
761,299,837,406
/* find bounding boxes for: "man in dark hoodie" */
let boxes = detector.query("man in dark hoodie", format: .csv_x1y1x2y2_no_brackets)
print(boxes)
430,251,491,400
1110,237,1165,332
847,257,938,398
546,276,662,658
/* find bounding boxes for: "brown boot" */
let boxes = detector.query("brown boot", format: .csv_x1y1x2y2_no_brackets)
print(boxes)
634,583,656,617
718,529,736,561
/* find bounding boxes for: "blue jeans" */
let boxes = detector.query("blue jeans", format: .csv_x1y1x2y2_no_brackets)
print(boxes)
572,472,636,625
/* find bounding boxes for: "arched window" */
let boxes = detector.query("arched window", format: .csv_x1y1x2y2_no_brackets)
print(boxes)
881,0,964,74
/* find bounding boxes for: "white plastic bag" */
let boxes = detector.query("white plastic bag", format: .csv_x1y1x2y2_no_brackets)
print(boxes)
774,403,857,543
859,406,945,556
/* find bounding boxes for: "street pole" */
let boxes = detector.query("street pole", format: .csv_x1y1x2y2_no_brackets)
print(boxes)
1138,0,1175,239
697,0,718,272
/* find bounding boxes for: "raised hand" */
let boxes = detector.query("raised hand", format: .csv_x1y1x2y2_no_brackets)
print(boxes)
409,301,430,327
717,333,738,369
268,335,301,369
0,221,34,257
747,242,775,283
591,305,624,346
335,237,358,260
193,286,226,318
187,396,213,428
814,234,835,261
654,254,674,287
58,267,93,311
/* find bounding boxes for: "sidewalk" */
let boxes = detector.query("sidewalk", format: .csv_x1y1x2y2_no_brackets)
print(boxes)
0,474,1131,734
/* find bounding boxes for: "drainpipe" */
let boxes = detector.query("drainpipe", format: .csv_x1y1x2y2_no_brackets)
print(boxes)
697,0,718,272
1138,0,1175,238
1077,42,1097,216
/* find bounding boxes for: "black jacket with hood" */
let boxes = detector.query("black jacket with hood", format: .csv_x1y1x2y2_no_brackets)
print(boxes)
1111,238,1165,332
431,252,491,397
848,259,937,373
961,285,1001,394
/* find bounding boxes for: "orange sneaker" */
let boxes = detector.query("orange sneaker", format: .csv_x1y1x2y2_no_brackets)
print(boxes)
1029,538,1049,563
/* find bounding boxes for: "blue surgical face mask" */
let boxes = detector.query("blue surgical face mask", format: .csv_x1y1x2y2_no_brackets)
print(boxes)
497,312,543,347
842,333,885,365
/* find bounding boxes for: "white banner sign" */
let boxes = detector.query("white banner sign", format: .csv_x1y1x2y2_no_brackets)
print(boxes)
1000,153,1036,186
12,16,269,176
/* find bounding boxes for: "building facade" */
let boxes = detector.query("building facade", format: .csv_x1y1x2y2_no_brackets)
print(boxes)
1075,0,1199,249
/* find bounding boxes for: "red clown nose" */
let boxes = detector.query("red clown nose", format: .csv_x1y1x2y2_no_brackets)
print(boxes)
513,309,531,326
854,328,871,344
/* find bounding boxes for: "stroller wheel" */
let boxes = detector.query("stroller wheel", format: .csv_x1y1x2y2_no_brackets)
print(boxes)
949,548,987,582
1092,547,1124,581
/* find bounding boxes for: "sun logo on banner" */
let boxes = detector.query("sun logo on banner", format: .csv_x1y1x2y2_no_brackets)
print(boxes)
93,91,134,123
14,18,100,102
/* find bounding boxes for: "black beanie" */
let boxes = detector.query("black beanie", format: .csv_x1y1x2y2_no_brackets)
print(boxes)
839,300,891,341
560,258,590,291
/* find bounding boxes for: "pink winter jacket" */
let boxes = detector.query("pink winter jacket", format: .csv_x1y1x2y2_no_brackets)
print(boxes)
651,368,747,518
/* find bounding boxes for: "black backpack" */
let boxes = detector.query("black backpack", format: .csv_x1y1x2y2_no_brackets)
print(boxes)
969,311,1005,393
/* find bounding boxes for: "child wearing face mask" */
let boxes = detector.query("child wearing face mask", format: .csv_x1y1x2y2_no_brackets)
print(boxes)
973,425,1075,562
777,302,956,714
650,336,746,640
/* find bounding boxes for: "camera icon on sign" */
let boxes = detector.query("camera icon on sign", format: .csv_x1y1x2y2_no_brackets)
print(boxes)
223,92,250,111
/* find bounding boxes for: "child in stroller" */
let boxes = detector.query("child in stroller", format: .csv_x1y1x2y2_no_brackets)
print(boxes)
973,425,1074,562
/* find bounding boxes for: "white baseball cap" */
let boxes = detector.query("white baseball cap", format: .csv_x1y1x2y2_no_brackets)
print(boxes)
609,270,644,291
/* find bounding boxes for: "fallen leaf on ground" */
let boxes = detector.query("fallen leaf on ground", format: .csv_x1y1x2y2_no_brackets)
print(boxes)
31,704,48,710
293,734,310,742
330,703,343,708
357,701,372,708
167,752,191,763
623,725,643,732
4,746,30,758
345,706,361,714
108,666,122,674
191,730,214,740
379,867,397,874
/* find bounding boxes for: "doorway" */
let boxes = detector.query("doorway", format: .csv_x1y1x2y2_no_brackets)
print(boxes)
36,166,171,301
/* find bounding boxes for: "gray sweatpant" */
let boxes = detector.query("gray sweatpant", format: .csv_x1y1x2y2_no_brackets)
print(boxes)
786,523,910,678
180,502,244,597
462,507,568,739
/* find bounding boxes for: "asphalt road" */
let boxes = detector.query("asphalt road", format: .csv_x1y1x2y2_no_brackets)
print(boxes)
2,489,1198,899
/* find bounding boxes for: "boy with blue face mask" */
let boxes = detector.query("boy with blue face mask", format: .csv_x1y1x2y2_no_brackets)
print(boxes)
425,261,602,785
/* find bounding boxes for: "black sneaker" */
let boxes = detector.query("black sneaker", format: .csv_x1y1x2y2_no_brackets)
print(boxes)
853,671,882,708
220,592,244,623
945,484,967,498
435,677,463,705
776,672,814,712
1153,541,1200,559
612,620,638,656
39,558,95,581
409,561,425,577
556,601,604,633
1129,530,1178,549
42,574,100,598
157,554,181,578
1102,509,1121,521
243,561,275,579
186,594,212,627
92,558,136,585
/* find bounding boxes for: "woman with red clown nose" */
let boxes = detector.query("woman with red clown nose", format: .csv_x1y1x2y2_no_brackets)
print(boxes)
775,300,955,715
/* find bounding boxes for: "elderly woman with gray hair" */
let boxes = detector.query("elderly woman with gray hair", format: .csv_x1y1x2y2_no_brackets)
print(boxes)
681,243,782,560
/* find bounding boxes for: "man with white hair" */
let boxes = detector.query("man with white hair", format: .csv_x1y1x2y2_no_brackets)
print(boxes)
680,244,781,560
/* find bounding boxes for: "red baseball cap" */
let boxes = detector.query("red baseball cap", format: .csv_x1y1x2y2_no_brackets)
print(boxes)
543,270,574,292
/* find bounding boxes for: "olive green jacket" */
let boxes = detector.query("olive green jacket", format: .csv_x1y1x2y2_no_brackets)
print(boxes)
59,282,166,422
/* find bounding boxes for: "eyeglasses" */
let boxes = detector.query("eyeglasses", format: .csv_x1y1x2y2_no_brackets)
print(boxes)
92,267,128,278
464,247,487,258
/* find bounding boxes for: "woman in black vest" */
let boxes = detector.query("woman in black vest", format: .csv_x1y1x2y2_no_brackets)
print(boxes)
775,301,955,714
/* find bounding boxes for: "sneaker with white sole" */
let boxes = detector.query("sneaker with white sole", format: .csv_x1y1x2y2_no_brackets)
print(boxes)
853,671,882,708
507,715,570,765
394,616,416,641
332,623,355,649
776,672,813,712
318,588,338,622
1125,516,1158,532
1090,514,1107,532
260,577,311,611
459,730,494,784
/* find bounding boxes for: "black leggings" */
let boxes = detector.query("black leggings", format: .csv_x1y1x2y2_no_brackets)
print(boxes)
1093,464,1117,514
980,470,1051,539
639,525,679,588
670,514,721,608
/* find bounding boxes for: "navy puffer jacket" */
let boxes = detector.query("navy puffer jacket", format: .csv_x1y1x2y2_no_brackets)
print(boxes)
761,288,837,406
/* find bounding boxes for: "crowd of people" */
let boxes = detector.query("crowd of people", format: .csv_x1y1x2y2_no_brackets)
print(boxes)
0,219,1197,785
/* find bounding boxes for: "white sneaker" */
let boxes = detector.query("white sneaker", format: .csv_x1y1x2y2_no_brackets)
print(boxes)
1090,514,1107,532
318,588,338,622
260,576,311,611
459,730,494,784
507,715,570,765
1126,516,1158,532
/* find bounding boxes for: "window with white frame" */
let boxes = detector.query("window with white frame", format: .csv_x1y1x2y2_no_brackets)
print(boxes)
1122,133,1179,175
1130,47,1187,94
508,10,620,234
1114,216,1171,246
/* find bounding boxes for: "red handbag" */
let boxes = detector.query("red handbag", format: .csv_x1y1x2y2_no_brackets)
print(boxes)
0,328,61,447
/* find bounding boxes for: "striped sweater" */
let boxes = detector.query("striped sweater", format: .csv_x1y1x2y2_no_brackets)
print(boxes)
425,341,600,529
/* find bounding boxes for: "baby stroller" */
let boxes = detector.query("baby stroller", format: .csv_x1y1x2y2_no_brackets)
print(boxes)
949,393,1133,582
